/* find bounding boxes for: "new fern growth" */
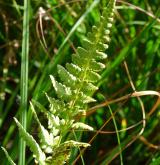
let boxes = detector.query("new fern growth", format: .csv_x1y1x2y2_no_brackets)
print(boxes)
13,0,116,164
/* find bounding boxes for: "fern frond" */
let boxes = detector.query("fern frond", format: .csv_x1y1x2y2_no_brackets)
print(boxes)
14,118,46,164
63,140,90,148
14,0,116,164
57,65,77,88
72,122,94,131
46,140,90,164
50,75,72,102
1,147,16,165
46,95,66,115
50,0,115,115
30,102,54,153
47,0,116,161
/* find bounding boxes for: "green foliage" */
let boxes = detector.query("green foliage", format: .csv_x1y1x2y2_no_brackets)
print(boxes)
1,147,16,165
1,0,160,164
149,156,160,165
13,0,116,164
14,118,46,165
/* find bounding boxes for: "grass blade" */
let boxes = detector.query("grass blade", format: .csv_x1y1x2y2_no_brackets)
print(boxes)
19,0,30,164
108,106,123,165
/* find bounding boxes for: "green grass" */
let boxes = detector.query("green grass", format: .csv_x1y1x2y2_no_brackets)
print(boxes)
19,0,30,164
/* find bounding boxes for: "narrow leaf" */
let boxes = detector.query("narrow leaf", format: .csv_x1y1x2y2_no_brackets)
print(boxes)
72,122,94,131
50,75,72,101
14,118,46,164
30,102,54,152
1,147,16,165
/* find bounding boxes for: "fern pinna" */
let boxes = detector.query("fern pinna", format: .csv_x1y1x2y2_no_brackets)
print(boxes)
14,0,116,164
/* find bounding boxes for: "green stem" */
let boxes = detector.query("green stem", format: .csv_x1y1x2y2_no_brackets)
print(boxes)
73,131,85,165
108,106,123,165
19,0,29,164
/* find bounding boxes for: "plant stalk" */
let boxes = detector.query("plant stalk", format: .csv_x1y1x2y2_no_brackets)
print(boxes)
19,0,29,164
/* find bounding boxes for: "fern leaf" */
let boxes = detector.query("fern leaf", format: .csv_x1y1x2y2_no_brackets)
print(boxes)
72,54,90,68
63,140,90,148
77,91,96,103
50,75,72,101
85,70,101,82
49,0,115,148
87,60,106,72
81,82,98,94
72,122,94,131
77,47,89,58
66,63,81,76
16,1,116,164
30,102,54,153
87,32,96,42
94,50,108,60
57,65,77,88
14,118,46,164
46,95,66,115
81,38,94,49
1,147,16,165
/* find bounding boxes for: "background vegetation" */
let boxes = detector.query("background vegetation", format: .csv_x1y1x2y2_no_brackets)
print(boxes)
0,0,160,164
